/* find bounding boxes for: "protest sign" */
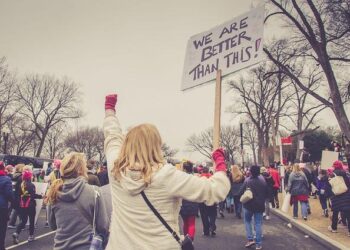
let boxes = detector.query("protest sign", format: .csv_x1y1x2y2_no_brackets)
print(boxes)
33,182,48,224
181,5,264,91
321,150,339,170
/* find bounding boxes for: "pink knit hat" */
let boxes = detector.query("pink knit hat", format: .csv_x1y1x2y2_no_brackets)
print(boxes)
327,168,334,176
22,170,33,181
53,159,61,169
332,160,343,170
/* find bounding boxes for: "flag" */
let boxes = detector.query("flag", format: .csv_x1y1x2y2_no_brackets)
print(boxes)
281,136,292,145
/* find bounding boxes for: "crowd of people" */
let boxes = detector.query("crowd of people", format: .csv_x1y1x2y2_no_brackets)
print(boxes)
0,94,350,250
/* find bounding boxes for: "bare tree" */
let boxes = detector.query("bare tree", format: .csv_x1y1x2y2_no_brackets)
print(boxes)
227,65,291,165
161,143,178,159
186,126,240,164
242,121,259,165
16,74,82,157
265,0,350,162
6,115,35,156
64,126,104,161
44,124,66,159
0,57,18,151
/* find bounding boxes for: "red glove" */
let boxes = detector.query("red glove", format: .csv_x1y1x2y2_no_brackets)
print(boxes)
212,148,226,172
105,94,117,111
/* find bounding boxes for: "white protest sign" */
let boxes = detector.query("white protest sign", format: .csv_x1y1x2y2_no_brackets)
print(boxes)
181,5,265,90
33,182,48,224
320,150,339,170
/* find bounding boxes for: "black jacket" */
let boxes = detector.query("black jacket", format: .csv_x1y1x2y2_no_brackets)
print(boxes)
19,181,42,208
0,175,13,209
239,176,268,213
180,199,199,217
262,172,275,201
327,169,350,211
97,171,109,186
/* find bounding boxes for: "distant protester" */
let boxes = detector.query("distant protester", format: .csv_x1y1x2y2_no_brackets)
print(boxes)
0,161,13,250
231,165,245,219
103,94,230,250
87,160,101,187
12,169,43,244
47,152,109,250
239,165,267,250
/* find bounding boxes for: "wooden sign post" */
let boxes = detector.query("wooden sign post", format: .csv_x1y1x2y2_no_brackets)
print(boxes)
213,70,222,150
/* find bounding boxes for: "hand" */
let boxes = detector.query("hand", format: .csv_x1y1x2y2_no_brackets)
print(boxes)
105,94,118,111
212,148,226,172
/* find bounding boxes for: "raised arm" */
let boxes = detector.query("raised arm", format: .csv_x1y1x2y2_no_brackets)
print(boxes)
164,149,230,205
103,94,124,175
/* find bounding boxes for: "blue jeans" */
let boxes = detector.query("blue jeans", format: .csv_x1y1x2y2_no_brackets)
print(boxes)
293,201,308,218
243,208,263,247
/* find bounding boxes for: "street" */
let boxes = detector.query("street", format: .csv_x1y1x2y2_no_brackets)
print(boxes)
5,209,330,250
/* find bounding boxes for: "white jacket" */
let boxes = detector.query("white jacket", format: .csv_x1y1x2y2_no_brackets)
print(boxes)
103,111,230,250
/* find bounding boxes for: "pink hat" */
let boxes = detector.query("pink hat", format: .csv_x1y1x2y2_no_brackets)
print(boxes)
332,160,343,170
54,159,61,169
22,170,33,181
327,168,334,176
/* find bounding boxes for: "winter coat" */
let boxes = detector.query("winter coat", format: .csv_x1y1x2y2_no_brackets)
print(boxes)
316,176,331,197
231,177,245,197
19,181,42,208
103,110,230,250
0,174,13,208
326,169,350,212
180,199,199,217
269,168,280,189
239,175,268,213
48,177,109,250
87,172,101,186
287,172,309,196
262,172,275,201
97,170,109,186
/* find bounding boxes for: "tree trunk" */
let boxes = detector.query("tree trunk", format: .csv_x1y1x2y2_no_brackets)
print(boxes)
35,131,48,157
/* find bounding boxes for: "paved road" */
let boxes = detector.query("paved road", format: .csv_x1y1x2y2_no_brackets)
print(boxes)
5,209,331,250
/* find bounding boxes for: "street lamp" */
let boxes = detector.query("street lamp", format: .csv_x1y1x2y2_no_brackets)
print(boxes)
2,129,9,154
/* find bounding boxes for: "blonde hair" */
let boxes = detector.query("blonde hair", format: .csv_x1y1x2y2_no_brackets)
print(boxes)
112,123,164,185
231,165,243,183
15,164,25,173
46,152,87,204
292,163,301,173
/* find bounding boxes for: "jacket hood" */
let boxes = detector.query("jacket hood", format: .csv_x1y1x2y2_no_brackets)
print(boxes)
58,177,86,202
119,169,146,196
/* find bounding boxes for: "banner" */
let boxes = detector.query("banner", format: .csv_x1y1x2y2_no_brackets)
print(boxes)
281,136,292,145
181,5,264,90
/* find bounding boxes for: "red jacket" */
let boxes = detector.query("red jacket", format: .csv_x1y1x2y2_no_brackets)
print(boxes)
201,173,212,179
269,168,280,189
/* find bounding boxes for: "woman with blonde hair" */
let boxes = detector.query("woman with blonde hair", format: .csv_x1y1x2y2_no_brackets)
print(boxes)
230,165,245,219
103,94,230,250
47,152,108,250
286,163,309,220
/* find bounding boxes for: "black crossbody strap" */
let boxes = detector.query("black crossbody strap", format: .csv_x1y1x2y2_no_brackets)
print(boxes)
140,191,181,244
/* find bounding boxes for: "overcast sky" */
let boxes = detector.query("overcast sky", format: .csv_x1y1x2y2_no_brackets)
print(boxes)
0,0,339,161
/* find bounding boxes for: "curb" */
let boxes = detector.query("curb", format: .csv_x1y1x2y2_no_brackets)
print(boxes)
271,208,349,250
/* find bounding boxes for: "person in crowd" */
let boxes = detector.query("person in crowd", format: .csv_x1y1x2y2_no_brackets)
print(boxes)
316,169,330,217
239,165,267,250
8,164,25,229
103,94,230,249
199,166,219,236
12,169,43,244
300,164,314,214
45,162,53,176
36,170,46,183
286,163,309,220
268,163,280,209
49,160,61,184
231,165,245,219
326,161,350,236
0,161,13,250
225,170,234,214
283,165,292,192
179,161,199,241
97,163,109,186
261,167,275,220
5,165,14,179
87,160,101,187
47,152,109,250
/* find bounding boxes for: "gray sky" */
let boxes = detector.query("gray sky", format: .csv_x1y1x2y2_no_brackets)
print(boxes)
0,0,338,161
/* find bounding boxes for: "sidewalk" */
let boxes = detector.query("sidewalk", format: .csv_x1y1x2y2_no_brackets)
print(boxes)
277,193,350,248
